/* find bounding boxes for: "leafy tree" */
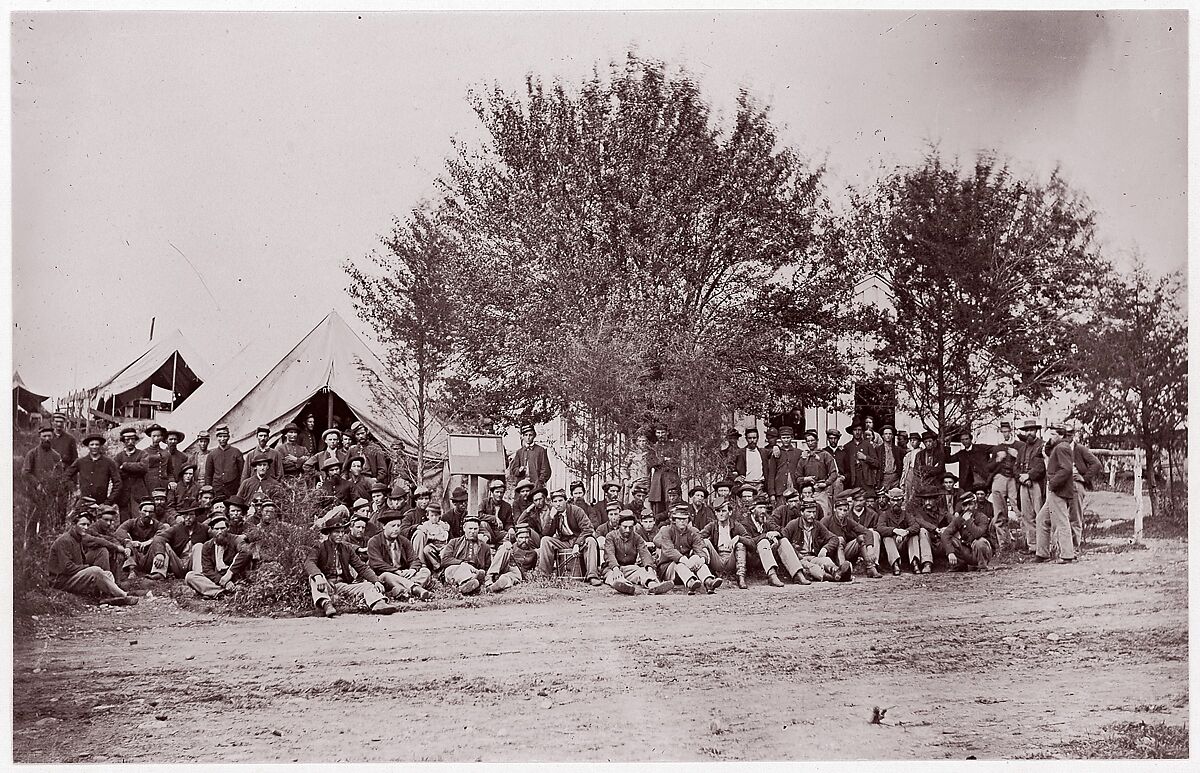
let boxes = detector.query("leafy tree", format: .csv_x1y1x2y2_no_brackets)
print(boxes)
346,208,459,475
1071,261,1186,517
847,151,1104,436
424,53,866,480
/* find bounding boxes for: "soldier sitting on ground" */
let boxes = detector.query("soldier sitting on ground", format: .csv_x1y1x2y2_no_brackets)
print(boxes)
604,510,673,595
437,515,491,596
366,510,433,601
302,506,398,617
184,512,255,599
654,504,720,595
49,510,138,606
114,498,170,580
783,500,849,582
699,500,750,589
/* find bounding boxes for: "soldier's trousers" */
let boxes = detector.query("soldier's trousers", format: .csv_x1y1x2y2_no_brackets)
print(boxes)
85,546,120,574
604,564,659,590
308,575,385,609
378,567,432,596
55,566,125,598
148,535,191,579
990,475,1019,547
660,554,713,585
902,529,934,567
185,546,252,598
1068,489,1086,551
797,555,839,581
123,540,171,576
945,537,994,567
879,535,902,567
1036,490,1075,560
536,535,601,580
443,563,485,588
752,537,803,578
1019,483,1043,551
843,530,881,567
703,541,747,577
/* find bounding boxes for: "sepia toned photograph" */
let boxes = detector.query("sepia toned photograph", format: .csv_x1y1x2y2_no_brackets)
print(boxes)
10,7,1188,764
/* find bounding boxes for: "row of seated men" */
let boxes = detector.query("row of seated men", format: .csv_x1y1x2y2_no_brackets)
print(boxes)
46,473,997,615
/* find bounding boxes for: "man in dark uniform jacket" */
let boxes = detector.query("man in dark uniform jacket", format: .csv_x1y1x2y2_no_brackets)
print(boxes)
438,516,492,595
942,491,997,571
303,506,398,617
277,423,310,478
204,425,244,500
68,433,121,505
50,510,135,605
507,424,551,490
366,511,432,600
163,429,190,486
114,427,151,517
22,425,63,483
533,489,601,584
479,478,515,537
344,421,392,485
49,412,79,467
603,510,674,595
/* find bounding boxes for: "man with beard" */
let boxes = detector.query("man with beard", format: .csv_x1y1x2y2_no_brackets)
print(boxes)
654,505,720,594
238,455,281,505
732,483,758,525
22,426,64,493
1015,421,1046,554
68,433,121,506
438,516,492,595
912,431,946,496
48,412,79,467
314,457,352,508
568,480,597,527
50,511,136,605
512,480,534,521
604,510,674,595
879,425,905,493
170,463,201,510
591,480,623,529
782,501,847,582
303,506,398,617
204,426,244,501
240,426,283,482
734,427,771,495
902,484,945,573
875,487,911,575
184,512,254,598
366,510,433,600
444,486,470,541
687,486,716,532
114,427,152,517
1034,424,1078,564
483,519,542,594
624,482,653,520
822,490,883,579
114,497,170,579
534,489,602,585
162,429,190,489
942,492,997,571
699,500,750,589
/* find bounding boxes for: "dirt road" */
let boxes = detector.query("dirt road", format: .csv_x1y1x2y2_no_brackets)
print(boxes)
13,537,1187,762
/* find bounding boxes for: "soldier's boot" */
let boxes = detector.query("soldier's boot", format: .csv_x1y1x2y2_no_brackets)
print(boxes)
686,579,702,595
767,568,785,587
149,553,168,580
792,570,811,586
866,564,882,579
649,579,674,594
612,576,636,595
319,599,338,618
736,573,748,590
459,578,481,595
837,560,854,582
703,576,721,594
370,600,399,615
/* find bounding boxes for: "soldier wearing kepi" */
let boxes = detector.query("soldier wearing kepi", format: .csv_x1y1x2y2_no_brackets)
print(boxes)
1014,420,1046,554
483,519,542,593
942,491,997,571
822,489,883,579
204,425,244,500
782,500,848,582
876,487,913,575
114,426,151,517
114,497,170,579
654,504,720,594
303,506,399,617
68,432,122,506
366,510,433,600
48,411,80,467
603,510,674,595
507,424,551,490
534,489,603,585
438,515,492,596
739,493,803,587
699,499,750,589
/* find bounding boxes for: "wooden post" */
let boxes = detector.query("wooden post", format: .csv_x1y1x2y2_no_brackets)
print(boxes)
325,389,334,430
1133,449,1144,544
1109,459,1117,487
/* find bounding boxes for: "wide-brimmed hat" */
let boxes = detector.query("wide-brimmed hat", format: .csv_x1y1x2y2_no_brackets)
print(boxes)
144,423,167,437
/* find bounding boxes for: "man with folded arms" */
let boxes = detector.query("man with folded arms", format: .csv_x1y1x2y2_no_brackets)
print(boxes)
115,497,171,579
654,504,720,594
151,504,210,579
50,510,138,605
277,423,310,478
204,425,243,500
366,510,432,600
604,510,674,595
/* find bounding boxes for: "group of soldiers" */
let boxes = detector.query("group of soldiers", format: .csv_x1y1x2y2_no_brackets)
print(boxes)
33,415,1100,616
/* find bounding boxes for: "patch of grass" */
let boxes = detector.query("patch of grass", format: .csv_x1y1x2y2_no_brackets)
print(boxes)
1026,721,1188,759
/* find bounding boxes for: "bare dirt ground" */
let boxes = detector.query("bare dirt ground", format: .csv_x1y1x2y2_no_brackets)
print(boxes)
13,523,1187,762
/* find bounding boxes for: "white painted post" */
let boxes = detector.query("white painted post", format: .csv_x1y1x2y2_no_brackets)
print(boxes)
1133,450,1144,544
1109,460,1117,487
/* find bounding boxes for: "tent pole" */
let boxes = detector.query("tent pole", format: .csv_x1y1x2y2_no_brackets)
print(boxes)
171,352,178,411
326,389,334,430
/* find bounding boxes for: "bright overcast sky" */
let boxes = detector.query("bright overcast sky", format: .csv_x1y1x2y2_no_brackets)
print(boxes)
11,9,1187,397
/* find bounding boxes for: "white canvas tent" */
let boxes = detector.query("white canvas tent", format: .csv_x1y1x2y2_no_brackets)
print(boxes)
161,310,448,464
88,328,212,417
